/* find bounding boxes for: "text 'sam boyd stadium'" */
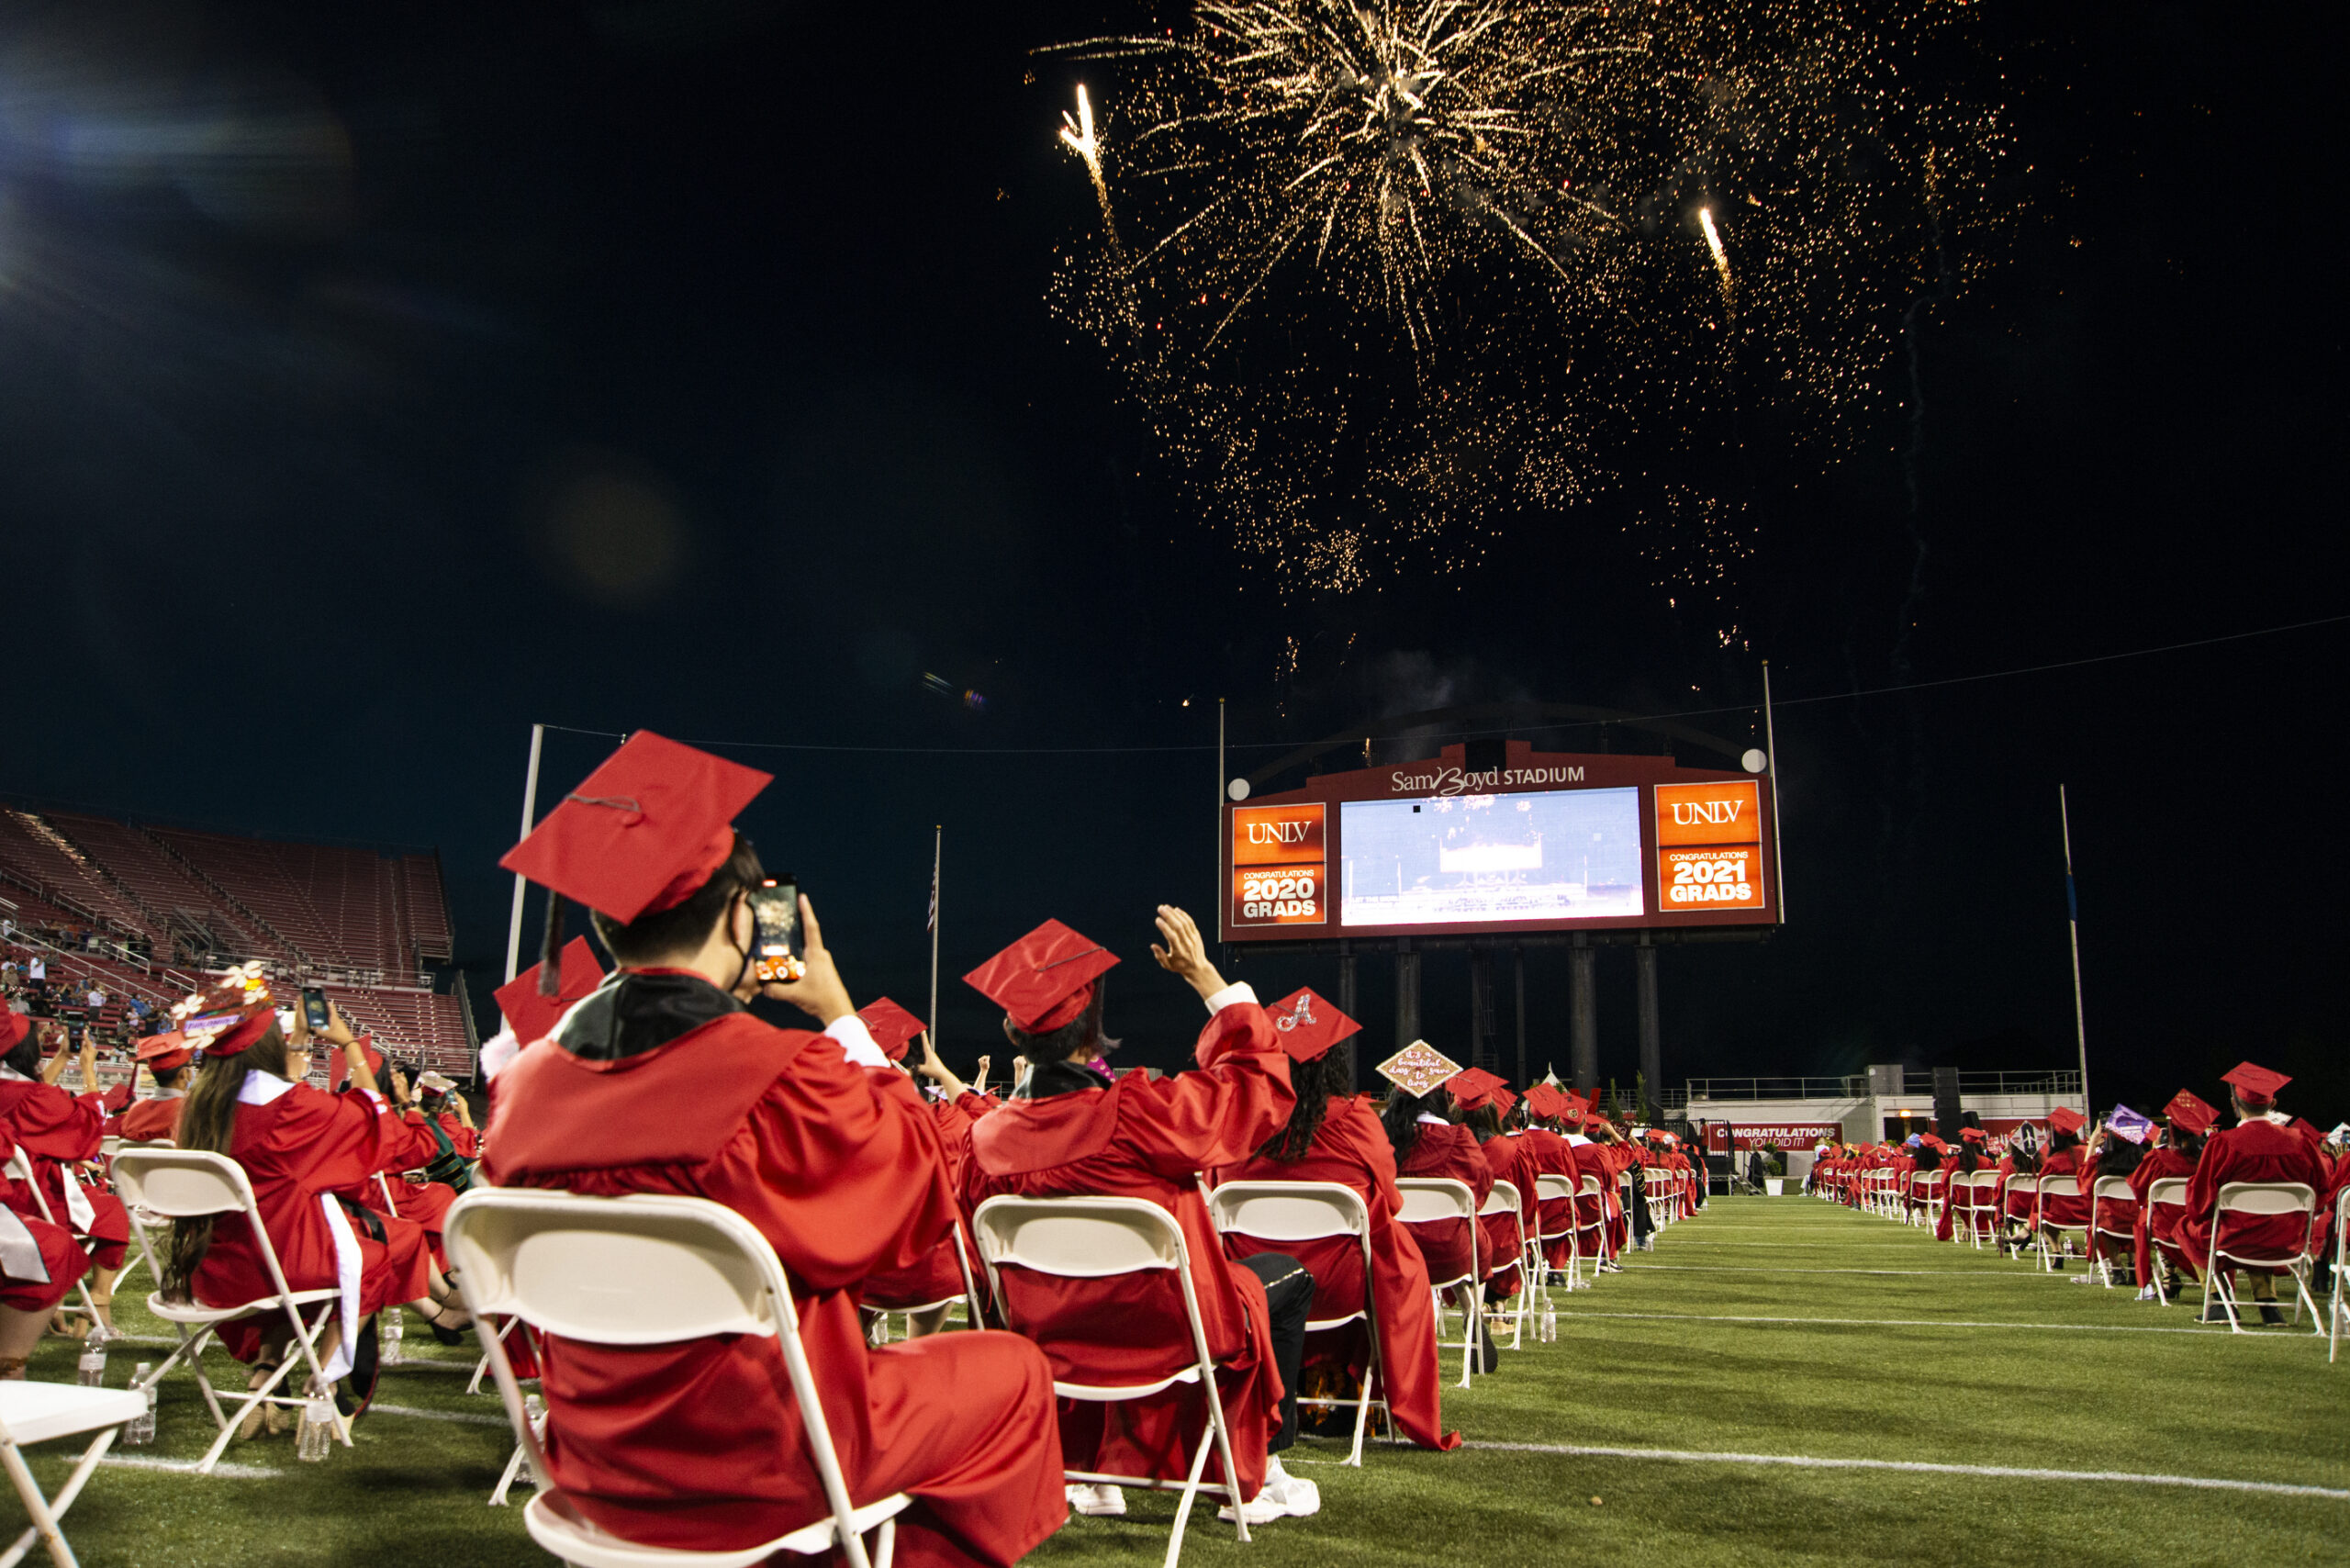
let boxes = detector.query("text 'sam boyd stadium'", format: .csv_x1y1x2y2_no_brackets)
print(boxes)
1222,740,1780,942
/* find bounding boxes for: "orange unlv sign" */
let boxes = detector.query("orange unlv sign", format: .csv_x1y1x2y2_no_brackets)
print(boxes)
1655,780,1765,912
1229,802,1326,928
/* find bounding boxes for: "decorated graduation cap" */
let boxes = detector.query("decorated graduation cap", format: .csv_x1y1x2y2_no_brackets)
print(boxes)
1264,987,1360,1064
2221,1060,2289,1105
494,936,609,1047
1376,1039,1464,1098
172,962,277,1058
135,1031,194,1074
416,1070,457,1095
2163,1089,2218,1137
2107,1104,2154,1145
499,731,774,995
1556,1091,1589,1127
1449,1067,1507,1111
2046,1105,2087,1136
857,998,929,1063
964,919,1119,1035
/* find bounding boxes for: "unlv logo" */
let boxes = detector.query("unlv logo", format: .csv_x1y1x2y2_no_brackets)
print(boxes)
1275,994,1317,1033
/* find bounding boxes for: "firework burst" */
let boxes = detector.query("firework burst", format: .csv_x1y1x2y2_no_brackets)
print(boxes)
1044,0,2014,603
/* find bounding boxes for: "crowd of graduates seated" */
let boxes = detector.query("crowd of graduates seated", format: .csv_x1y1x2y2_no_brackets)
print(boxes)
0,731,1718,1567
1808,1073,2348,1324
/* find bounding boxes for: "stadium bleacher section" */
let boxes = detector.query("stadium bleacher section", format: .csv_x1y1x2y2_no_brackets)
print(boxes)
0,804,476,1074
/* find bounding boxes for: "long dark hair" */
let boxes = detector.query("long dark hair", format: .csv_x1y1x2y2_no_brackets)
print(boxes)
1,1026,41,1081
1463,1104,1503,1144
2097,1136,2146,1177
165,1026,292,1299
1259,1046,1353,1162
1381,1084,1454,1163
1007,981,1120,1065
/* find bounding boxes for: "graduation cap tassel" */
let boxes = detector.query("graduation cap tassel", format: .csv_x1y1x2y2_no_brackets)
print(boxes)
538,893,565,997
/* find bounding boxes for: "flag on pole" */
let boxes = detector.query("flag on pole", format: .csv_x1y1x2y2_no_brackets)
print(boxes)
927,850,939,934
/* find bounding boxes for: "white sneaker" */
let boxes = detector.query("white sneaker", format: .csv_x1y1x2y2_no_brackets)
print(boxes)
2136,1285,2158,1301
1066,1483,1125,1517
1217,1455,1320,1524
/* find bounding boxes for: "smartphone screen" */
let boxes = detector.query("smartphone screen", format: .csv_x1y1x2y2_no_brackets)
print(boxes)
301,987,330,1031
749,877,805,984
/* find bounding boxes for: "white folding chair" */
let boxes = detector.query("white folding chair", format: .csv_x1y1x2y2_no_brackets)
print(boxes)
1478,1181,1529,1351
2144,1178,2189,1305
107,1148,347,1475
1205,1181,1384,1466
444,1188,909,1568
1530,1174,1582,1303
2196,1182,2322,1335
2329,1186,2347,1364
2088,1177,2137,1288
0,1381,147,1568
1393,1178,1479,1389
972,1194,1249,1567
1956,1171,2002,1249
2031,1176,2087,1272
1,1153,103,1335
864,1227,986,1345
1575,1174,1611,1272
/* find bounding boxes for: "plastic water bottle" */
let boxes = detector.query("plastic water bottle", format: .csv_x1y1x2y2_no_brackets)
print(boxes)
296,1397,337,1462
125,1365,156,1446
523,1392,547,1442
380,1309,404,1367
1540,1307,1557,1342
75,1339,107,1387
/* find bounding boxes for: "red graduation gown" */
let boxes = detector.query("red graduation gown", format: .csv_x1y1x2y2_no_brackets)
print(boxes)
0,1126,88,1313
966,999,1292,1504
2177,1118,2329,1269
1511,1129,1579,1268
487,1012,1063,1566
1476,1132,1540,1297
196,1083,440,1366
1214,1095,1461,1451
2127,1145,2197,1282
2076,1151,2139,1246
118,1094,185,1143
1395,1121,1492,1284
0,1080,130,1271
863,1095,986,1314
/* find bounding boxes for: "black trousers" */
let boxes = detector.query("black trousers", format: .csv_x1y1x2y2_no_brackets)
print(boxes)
1236,1250,1315,1455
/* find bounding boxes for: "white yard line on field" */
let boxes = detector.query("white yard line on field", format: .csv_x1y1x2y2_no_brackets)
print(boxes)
1553,1307,2311,1338
368,1402,511,1427
1458,1439,2348,1500
96,1454,281,1479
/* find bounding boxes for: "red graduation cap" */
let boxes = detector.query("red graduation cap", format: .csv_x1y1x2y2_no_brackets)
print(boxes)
1492,1085,1518,1116
2221,1061,2289,1105
2163,1090,2217,1137
494,937,609,1047
173,963,277,1058
1523,1083,1568,1120
331,1035,387,1092
1264,987,1360,1064
1557,1092,1588,1127
1449,1068,1507,1111
0,1012,28,1054
964,920,1119,1035
857,998,928,1063
500,731,772,926
1959,1126,1987,1143
2046,1106,2087,1135
135,1031,194,1073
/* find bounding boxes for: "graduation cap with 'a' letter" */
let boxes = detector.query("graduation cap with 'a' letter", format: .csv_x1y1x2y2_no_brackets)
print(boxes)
1264,987,1360,1064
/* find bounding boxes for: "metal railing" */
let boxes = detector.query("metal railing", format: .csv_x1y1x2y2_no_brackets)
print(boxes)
1904,1069,2083,1098
1676,1070,2086,1105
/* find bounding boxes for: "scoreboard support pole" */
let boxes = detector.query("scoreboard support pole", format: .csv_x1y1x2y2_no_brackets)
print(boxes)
1394,938,1420,1056
1337,943,1359,1090
1570,936,1597,1093
1513,948,1528,1090
1636,935,1662,1123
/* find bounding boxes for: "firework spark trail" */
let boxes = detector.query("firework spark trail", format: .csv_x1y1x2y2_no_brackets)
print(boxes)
1698,206,1733,313
1042,1,2017,604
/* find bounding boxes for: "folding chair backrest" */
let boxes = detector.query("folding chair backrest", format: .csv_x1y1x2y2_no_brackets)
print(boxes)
2146,1177,2187,1210
1532,1174,1576,1204
2092,1177,2131,1202
1393,1179,1474,1226
1481,1181,1521,1218
1206,1182,1369,1246
2214,1182,2316,1220
443,1189,786,1346
1578,1174,1602,1197
973,1195,1185,1281
2038,1176,2080,1202
110,1148,255,1220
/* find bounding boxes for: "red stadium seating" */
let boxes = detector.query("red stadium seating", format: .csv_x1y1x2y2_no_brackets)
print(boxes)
1,805,475,1073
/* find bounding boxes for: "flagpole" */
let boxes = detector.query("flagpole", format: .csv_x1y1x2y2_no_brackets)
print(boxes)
929,825,942,1047
2060,785,2090,1114
1216,698,1226,944
502,723,545,982
1762,661,1785,924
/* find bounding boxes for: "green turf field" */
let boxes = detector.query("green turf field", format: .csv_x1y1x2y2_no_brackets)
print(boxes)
12,1194,2345,1566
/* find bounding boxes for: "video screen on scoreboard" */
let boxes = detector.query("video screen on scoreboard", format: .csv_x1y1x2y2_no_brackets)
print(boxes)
1337,787,1645,928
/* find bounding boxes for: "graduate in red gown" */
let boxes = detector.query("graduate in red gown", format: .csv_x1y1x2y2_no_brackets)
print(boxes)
2075,1116,2148,1283
2128,1093,2210,1297
1454,1075,1532,1297
117,1031,194,1143
1378,1043,1490,1294
486,731,1064,1566
2177,1062,2330,1321
0,1017,131,1337
1506,1092,1582,1271
162,966,470,1425
1211,987,1460,1453
961,908,1321,1527
860,999,991,1338
0,1021,94,1374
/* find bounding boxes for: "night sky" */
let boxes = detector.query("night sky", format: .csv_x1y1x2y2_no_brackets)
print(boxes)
1,3,2340,1120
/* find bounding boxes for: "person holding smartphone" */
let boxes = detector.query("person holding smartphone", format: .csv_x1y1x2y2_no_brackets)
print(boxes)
487,732,1064,1568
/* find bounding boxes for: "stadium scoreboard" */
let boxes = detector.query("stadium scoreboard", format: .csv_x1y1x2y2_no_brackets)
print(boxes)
1223,740,1778,943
